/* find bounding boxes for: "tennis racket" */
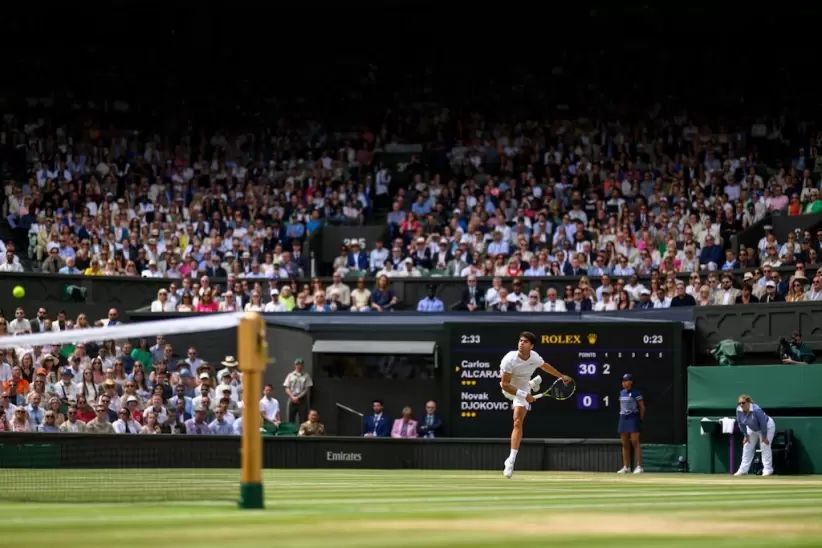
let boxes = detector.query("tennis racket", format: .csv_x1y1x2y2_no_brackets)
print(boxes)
533,377,576,401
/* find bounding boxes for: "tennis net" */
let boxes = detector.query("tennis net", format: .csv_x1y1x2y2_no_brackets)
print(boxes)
0,313,251,503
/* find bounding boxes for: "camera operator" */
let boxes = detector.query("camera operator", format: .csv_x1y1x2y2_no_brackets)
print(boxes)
780,331,816,364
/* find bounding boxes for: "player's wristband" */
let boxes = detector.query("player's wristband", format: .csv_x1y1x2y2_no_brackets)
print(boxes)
516,389,528,399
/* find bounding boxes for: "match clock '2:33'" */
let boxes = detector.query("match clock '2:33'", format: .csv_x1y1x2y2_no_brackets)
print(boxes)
448,322,679,443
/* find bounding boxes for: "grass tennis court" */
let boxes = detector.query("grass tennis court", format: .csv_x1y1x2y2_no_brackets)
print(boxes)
2,470,822,547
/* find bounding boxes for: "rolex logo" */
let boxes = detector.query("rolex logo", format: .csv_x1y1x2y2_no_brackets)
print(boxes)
587,333,598,345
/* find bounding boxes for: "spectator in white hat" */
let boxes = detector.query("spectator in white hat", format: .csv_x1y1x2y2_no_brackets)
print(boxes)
141,259,162,278
215,370,240,403
264,289,287,312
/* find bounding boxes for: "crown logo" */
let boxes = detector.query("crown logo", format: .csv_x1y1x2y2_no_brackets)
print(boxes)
587,333,598,345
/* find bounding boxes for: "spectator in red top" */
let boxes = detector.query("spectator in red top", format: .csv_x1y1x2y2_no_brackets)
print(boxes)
195,291,219,312
75,397,96,422
2,366,29,396
400,212,419,241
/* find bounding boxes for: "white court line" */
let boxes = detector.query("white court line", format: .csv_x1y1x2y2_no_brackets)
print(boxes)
260,488,822,506
5,496,822,527
264,471,822,485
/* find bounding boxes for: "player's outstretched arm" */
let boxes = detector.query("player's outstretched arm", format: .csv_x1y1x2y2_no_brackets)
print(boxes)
540,362,572,383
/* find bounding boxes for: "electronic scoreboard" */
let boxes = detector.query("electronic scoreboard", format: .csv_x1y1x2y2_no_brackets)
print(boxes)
448,322,682,443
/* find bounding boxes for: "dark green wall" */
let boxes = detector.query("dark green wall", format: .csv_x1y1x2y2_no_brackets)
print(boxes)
687,417,822,474
688,365,822,409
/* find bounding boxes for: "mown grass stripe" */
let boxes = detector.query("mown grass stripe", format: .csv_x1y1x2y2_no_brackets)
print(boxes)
1,469,820,548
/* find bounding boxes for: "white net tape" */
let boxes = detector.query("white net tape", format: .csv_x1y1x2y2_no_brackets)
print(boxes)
0,312,246,349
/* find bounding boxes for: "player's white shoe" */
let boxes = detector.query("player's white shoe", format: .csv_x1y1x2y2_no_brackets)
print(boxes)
762,470,774,477
503,458,515,479
633,466,644,474
529,376,542,393
617,466,630,474
734,471,745,476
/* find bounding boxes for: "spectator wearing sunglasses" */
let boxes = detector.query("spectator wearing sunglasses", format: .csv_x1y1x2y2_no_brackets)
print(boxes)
38,411,61,433
112,409,141,434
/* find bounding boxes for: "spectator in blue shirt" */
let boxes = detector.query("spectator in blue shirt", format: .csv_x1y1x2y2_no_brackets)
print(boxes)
58,257,81,274
699,235,723,267
347,242,369,270
58,240,76,260
310,292,332,312
371,275,398,312
387,202,406,226
411,195,431,216
417,285,444,312
306,211,322,234
486,232,509,256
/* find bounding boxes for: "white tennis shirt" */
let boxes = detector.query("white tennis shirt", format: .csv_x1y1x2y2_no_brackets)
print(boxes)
499,350,544,392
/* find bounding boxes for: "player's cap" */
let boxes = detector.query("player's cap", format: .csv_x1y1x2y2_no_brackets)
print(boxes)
622,373,633,381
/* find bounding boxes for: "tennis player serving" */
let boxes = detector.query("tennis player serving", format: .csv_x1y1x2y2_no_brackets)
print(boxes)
500,331,572,478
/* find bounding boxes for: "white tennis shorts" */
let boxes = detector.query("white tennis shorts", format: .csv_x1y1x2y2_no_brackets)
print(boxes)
502,390,531,411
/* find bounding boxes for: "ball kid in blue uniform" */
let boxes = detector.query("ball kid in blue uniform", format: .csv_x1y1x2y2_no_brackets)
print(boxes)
617,373,645,474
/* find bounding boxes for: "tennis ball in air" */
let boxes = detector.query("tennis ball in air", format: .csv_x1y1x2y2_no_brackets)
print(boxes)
12,286,25,299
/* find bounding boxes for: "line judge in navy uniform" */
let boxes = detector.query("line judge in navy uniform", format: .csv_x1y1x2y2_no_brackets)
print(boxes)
617,373,646,474
734,394,776,476
363,399,391,437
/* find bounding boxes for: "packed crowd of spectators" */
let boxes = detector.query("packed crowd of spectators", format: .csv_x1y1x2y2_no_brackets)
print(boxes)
0,306,327,435
4,25,822,318
4,111,822,314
